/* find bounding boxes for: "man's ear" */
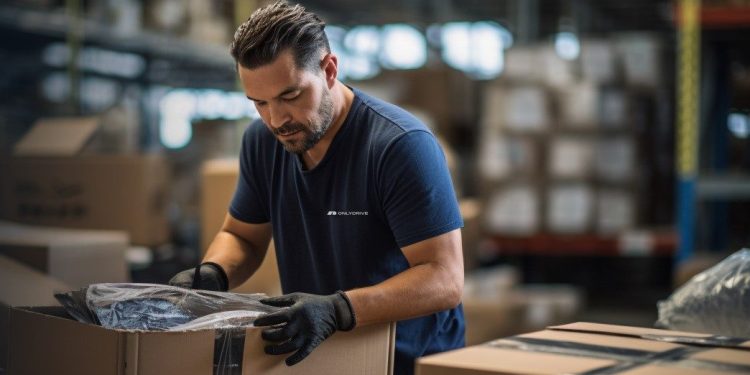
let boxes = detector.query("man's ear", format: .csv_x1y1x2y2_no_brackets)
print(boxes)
320,53,338,89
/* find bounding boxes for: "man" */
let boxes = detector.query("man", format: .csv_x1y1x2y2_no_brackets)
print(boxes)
169,2,464,374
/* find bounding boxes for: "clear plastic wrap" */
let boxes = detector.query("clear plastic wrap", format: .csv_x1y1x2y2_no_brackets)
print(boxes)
168,310,266,331
657,249,750,338
85,283,277,331
55,283,281,375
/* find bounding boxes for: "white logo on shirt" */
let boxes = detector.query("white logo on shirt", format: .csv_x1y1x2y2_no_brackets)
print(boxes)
327,210,368,216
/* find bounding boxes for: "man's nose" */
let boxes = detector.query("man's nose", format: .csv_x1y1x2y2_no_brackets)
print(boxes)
268,104,291,129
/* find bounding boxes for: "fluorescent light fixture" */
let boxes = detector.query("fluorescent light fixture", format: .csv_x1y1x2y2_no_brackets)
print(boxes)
42,43,145,78
344,26,380,56
555,32,580,61
380,24,426,70
441,21,506,79
159,89,258,149
728,112,750,139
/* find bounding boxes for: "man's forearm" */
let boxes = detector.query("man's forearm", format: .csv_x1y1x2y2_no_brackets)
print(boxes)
345,261,463,326
203,230,265,290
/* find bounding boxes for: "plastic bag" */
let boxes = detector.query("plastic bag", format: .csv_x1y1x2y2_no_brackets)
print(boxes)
85,283,277,331
168,310,266,331
657,249,750,337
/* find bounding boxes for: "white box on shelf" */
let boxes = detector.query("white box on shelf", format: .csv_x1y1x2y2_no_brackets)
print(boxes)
594,137,635,182
484,185,540,235
599,88,629,129
546,184,594,234
559,82,598,129
502,86,550,132
616,33,663,88
548,137,595,179
478,132,537,180
597,189,636,234
581,39,617,83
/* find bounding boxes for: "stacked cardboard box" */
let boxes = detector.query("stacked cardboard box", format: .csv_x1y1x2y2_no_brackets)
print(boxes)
201,159,282,296
1,117,171,246
0,221,129,288
417,322,750,375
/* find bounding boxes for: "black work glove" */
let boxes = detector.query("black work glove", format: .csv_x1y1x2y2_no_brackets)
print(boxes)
168,262,229,292
254,291,357,366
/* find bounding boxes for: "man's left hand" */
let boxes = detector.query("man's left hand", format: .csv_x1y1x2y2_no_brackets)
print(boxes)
254,291,356,366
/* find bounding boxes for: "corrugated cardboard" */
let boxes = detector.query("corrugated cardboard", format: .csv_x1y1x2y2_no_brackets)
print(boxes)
416,322,750,375
0,221,129,288
13,117,100,156
0,154,170,245
201,159,282,296
9,306,395,375
0,255,71,372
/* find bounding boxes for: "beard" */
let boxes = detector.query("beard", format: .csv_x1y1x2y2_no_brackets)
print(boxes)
273,88,335,154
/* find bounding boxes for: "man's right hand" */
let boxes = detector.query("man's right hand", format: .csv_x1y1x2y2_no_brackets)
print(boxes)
168,262,229,292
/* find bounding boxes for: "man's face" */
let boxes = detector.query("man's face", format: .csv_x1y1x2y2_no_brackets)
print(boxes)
239,50,335,154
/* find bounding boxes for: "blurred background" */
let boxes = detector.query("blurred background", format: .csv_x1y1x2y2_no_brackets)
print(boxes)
1,0,749,346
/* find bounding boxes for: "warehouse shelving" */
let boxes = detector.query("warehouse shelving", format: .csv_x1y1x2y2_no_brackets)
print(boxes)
0,4,233,70
675,0,750,264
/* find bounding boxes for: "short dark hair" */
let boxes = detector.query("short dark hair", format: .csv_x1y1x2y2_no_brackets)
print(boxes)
230,1,330,71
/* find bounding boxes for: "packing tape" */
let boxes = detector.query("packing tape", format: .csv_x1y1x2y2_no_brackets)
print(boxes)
640,334,750,348
488,336,750,374
213,328,246,375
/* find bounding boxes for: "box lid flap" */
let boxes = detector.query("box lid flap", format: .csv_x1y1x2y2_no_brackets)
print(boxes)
0,255,70,306
0,221,128,247
549,322,711,339
417,346,617,375
549,322,750,348
14,117,99,156
514,329,683,353
617,364,736,375
9,306,121,375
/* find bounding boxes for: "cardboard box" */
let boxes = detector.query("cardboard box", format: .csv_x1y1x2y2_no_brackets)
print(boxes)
8,306,395,375
0,154,170,245
462,266,524,345
0,255,71,372
0,221,129,288
416,322,750,375
201,159,282,296
13,117,99,156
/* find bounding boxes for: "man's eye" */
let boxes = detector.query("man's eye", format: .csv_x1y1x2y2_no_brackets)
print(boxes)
254,101,267,107
282,93,300,101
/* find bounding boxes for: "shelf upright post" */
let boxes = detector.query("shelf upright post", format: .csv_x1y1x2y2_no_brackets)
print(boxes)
676,0,701,265
65,0,83,114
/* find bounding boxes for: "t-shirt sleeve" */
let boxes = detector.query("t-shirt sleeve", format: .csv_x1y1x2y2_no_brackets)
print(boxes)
378,130,463,248
229,123,270,224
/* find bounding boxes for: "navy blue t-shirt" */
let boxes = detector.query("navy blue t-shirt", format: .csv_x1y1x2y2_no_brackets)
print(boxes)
229,88,464,374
